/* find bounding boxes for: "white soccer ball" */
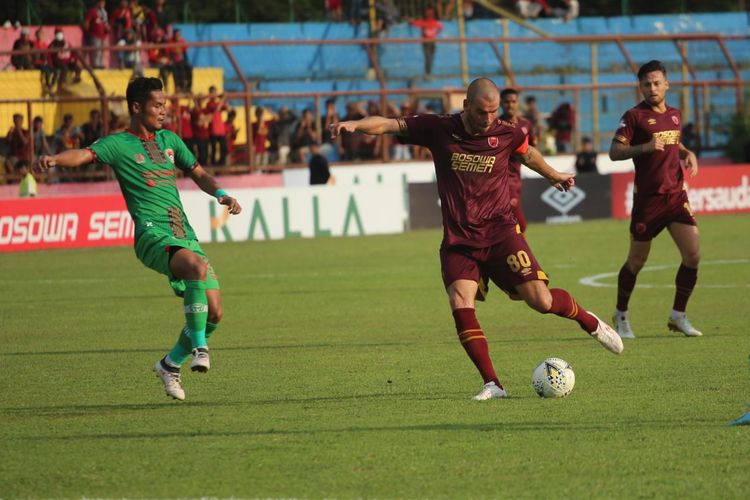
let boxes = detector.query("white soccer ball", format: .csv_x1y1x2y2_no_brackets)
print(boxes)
532,357,575,398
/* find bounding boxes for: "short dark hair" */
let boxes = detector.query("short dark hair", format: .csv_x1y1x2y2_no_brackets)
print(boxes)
637,60,667,80
525,95,536,104
500,88,519,99
126,77,163,114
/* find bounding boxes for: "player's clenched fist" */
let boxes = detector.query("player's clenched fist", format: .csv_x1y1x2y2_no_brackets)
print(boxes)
329,121,357,138
34,155,56,172
648,134,665,152
218,195,242,215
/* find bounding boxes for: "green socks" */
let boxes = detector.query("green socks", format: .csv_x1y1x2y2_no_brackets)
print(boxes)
167,322,219,367
184,280,208,349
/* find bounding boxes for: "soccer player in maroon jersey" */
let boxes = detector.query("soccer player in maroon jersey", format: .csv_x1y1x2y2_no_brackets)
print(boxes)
609,60,702,339
330,78,623,401
500,87,536,233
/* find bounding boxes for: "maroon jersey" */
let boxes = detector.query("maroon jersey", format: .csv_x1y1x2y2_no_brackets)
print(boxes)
504,115,535,196
613,101,683,195
400,113,528,248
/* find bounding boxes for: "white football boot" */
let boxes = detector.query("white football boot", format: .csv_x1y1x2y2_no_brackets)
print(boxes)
190,348,211,372
588,313,624,354
472,381,508,401
612,310,636,339
153,360,185,401
667,315,703,337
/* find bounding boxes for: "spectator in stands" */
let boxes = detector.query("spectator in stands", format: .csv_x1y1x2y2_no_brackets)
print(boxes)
178,102,195,156
49,28,83,93
147,28,171,88
129,0,149,41
269,106,297,166
325,0,343,22
252,107,270,168
551,0,579,21
84,0,110,68
81,109,103,148
547,101,575,153
225,109,240,165
53,113,83,182
170,28,192,93
409,7,443,78
111,0,133,42
375,0,401,36
146,0,171,41
523,95,542,141
11,27,34,70
308,142,331,185
203,86,230,166
54,114,82,154
292,108,318,163
349,0,367,27
117,28,143,75
515,0,551,19
32,28,54,95
574,137,598,174
32,116,51,160
5,114,31,173
320,98,341,160
18,160,37,197
192,95,211,166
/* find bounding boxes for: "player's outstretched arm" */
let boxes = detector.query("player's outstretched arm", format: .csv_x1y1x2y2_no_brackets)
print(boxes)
189,164,242,215
609,135,663,161
329,116,401,138
34,149,95,173
519,146,575,192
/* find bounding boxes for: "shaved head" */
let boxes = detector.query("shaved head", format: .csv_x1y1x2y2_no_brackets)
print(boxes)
462,78,500,134
466,78,499,103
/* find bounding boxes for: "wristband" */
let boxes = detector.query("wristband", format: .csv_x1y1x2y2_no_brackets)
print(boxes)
215,188,228,199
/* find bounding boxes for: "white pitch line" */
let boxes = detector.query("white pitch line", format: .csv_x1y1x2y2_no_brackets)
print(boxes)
579,259,750,289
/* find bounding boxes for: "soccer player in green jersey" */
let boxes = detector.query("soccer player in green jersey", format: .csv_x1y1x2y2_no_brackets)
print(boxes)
35,77,242,401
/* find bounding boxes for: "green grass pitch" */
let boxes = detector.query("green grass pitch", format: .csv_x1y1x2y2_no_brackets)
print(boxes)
1,214,749,498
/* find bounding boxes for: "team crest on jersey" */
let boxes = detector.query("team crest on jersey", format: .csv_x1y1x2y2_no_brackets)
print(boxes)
647,118,657,125
134,153,145,164
521,126,528,135
165,148,175,163
672,115,680,126
488,136,499,148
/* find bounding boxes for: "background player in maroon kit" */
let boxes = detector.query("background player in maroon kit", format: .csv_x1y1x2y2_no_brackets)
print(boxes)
609,60,701,339
331,78,623,401
500,87,536,233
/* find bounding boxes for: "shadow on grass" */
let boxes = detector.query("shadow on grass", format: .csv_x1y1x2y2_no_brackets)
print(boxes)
5,417,719,442
3,335,605,357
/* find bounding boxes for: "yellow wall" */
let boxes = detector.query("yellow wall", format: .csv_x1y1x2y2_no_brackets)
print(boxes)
0,68,225,137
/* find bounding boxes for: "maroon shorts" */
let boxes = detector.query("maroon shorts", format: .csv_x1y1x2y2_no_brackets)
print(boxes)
440,225,549,301
630,190,696,241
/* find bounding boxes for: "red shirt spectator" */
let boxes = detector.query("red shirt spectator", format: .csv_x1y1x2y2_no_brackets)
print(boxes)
111,0,133,40
6,114,31,165
85,1,110,40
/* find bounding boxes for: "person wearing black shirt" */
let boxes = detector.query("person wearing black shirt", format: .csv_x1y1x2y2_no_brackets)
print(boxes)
575,136,598,174
308,143,331,185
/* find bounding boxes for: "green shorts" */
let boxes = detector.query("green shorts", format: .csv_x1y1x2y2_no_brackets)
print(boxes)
134,228,220,297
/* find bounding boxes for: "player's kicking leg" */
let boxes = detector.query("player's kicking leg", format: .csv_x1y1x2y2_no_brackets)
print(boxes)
666,222,702,337
516,280,624,355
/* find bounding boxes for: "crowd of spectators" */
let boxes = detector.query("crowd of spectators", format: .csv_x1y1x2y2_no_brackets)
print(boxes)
8,0,191,95
2,90,594,185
